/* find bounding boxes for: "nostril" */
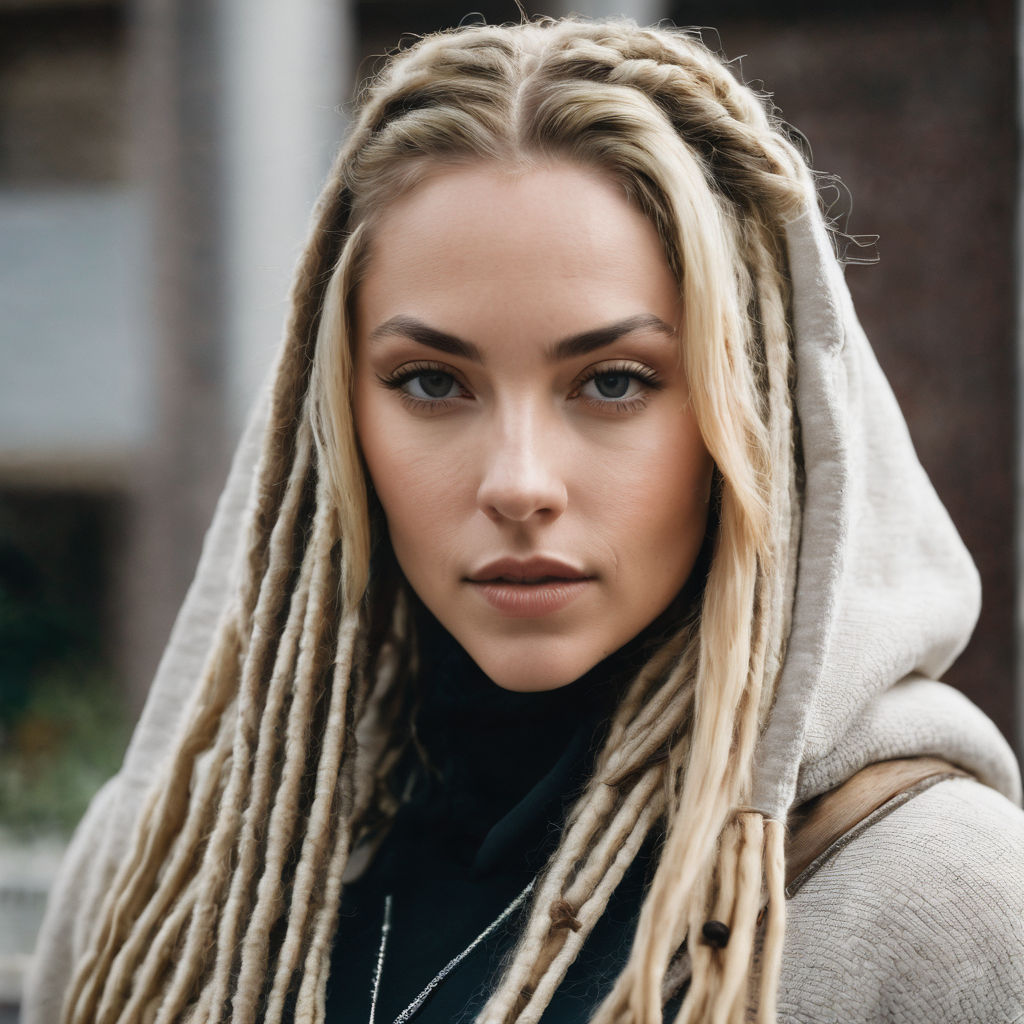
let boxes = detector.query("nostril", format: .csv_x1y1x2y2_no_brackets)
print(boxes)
481,493,558,524
475,426,569,523
477,479,567,524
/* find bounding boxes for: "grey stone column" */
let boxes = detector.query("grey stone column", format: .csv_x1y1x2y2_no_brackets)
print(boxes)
219,0,352,433
122,0,230,712
121,0,352,711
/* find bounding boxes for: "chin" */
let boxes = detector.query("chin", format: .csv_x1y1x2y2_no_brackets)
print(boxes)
465,639,608,693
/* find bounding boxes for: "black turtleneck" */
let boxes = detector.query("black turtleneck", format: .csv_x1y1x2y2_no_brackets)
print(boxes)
325,601,685,1024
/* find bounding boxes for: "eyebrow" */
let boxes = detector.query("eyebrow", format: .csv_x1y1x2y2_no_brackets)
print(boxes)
368,313,676,362
550,314,676,359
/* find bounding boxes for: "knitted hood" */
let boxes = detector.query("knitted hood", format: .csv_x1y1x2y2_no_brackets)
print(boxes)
752,205,1020,816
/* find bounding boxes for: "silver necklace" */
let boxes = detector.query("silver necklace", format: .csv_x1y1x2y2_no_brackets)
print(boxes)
369,877,536,1024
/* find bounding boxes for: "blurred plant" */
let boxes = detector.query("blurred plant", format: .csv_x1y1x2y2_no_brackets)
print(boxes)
0,501,129,836
0,664,128,834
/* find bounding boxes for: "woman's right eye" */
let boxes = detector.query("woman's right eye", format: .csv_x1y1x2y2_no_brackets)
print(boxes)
404,370,460,400
378,363,468,406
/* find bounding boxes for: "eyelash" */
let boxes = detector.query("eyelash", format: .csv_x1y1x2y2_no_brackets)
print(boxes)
377,359,663,414
377,361,468,411
570,361,663,414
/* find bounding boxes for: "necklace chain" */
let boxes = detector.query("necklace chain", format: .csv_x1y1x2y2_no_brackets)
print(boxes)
369,878,536,1024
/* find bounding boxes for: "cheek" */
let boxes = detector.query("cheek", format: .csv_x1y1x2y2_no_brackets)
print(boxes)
355,395,472,563
608,415,712,575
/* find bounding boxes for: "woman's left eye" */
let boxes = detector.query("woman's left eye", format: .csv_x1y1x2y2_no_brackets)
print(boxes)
575,365,660,406
582,372,639,400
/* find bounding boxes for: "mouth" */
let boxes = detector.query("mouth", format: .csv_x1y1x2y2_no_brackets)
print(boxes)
466,556,592,585
465,557,594,617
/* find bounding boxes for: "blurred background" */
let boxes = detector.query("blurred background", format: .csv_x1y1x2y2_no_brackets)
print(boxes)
0,0,1017,1016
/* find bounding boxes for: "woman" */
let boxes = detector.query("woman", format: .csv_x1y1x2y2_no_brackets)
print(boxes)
25,17,1024,1024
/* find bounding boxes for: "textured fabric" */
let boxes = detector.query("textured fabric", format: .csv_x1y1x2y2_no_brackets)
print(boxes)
782,778,1024,1023
753,208,1019,815
22,170,1024,1024
327,743,1024,1024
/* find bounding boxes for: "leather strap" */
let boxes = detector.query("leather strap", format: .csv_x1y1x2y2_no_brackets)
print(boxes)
784,756,970,896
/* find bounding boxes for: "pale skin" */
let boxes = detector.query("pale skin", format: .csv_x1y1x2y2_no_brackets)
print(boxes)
353,161,714,691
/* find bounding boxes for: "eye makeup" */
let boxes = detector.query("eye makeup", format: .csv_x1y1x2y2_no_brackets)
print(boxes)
376,358,665,415
569,360,664,414
377,360,470,412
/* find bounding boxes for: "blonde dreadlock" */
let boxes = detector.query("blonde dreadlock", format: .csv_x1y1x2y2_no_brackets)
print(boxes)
65,18,811,1024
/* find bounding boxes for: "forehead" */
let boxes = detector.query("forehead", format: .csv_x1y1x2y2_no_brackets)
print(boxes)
354,161,681,343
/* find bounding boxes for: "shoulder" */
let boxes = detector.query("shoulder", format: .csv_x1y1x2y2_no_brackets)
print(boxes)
780,777,1024,1024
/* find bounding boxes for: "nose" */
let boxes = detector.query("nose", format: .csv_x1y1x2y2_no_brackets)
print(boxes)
476,410,568,524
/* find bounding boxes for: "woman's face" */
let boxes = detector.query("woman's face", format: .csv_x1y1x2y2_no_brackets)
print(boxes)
353,162,713,691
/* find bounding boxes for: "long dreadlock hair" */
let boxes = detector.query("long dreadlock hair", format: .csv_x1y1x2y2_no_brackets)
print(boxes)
63,18,813,1024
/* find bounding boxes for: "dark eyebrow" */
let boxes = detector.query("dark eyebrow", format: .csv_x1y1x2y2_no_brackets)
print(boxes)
548,314,676,360
367,312,675,362
368,316,483,362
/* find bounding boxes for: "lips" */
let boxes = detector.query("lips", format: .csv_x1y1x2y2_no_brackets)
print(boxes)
466,556,590,584
465,557,594,618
